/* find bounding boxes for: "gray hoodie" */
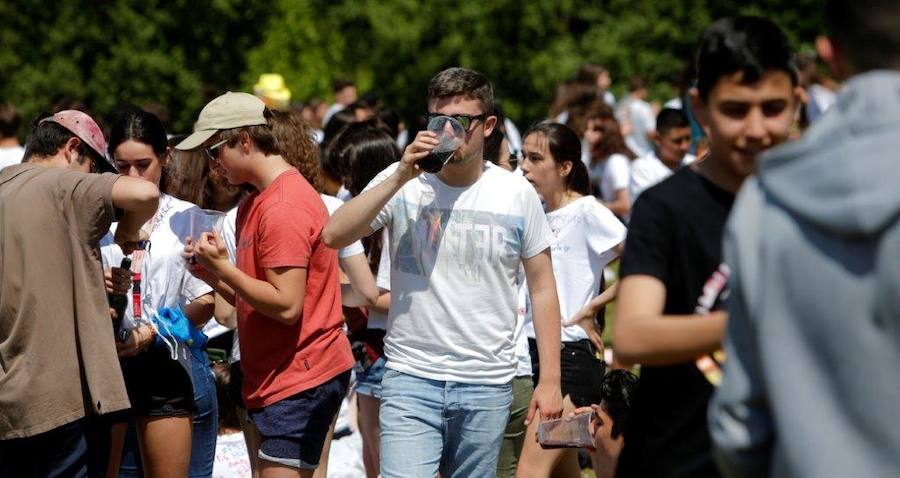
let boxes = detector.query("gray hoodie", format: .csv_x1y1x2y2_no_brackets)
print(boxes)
709,71,900,478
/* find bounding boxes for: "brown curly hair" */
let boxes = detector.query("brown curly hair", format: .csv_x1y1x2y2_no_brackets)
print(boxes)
269,110,323,192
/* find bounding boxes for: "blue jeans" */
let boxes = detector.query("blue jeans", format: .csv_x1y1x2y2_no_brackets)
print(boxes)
379,369,512,478
189,348,218,477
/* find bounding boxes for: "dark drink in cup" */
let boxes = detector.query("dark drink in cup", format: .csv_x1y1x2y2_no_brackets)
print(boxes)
419,150,454,173
421,115,465,174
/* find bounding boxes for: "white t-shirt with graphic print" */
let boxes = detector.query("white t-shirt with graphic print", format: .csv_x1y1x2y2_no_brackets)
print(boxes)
524,196,626,342
100,193,214,331
365,161,552,384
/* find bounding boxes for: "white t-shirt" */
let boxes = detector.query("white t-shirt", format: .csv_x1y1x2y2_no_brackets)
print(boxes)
100,194,214,331
0,145,24,170
590,153,631,203
524,196,626,342
619,98,655,157
202,207,239,341
365,161,552,384
628,151,695,204
321,194,365,259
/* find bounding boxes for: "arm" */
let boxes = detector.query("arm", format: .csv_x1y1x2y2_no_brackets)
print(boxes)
613,274,726,367
182,292,215,328
193,232,307,325
213,293,237,329
322,131,438,249
523,249,564,425
370,290,391,315
339,253,379,307
110,176,159,248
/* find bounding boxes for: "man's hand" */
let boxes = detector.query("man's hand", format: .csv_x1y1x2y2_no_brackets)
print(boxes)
116,324,156,358
182,236,222,285
564,308,605,356
105,267,133,295
525,380,564,426
397,131,439,180
114,228,150,255
188,232,230,277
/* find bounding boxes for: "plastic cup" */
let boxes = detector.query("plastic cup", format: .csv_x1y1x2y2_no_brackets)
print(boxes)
418,115,466,173
188,209,226,242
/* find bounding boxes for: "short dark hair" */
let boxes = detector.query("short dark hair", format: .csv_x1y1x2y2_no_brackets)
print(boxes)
427,67,494,114
656,107,690,136
22,113,101,168
0,103,21,139
826,0,900,71
628,76,646,92
696,16,798,101
523,122,591,196
600,369,639,440
333,79,355,93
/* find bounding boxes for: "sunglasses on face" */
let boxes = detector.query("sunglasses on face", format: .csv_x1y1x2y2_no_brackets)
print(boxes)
204,139,228,162
425,113,488,131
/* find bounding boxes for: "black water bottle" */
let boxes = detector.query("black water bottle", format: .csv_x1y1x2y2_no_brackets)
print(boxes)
109,257,131,342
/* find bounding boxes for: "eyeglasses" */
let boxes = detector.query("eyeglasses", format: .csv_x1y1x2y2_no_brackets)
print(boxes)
204,139,228,162
425,113,488,131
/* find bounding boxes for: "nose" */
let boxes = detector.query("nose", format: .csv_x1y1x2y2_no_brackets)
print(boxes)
127,166,141,178
744,108,767,141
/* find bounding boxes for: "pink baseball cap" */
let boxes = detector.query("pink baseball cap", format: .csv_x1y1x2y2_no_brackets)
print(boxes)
39,110,117,173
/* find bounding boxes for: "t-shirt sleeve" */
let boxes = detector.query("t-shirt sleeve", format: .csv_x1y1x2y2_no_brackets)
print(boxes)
62,171,119,245
620,191,672,281
608,154,631,191
586,200,627,265
519,182,552,259
362,162,401,232
256,202,316,269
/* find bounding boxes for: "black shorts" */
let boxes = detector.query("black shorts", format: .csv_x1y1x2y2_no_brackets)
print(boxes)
120,347,196,417
528,338,606,408
249,370,351,469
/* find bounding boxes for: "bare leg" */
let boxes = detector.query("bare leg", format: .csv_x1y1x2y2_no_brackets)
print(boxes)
237,405,262,478
514,395,580,478
106,421,127,478
259,460,306,478
357,394,381,478
135,415,192,478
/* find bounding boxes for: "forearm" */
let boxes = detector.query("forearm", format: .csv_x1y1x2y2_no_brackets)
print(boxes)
213,293,237,329
218,264,299,325
615,310,726,366
371,291,391,315
531,287,562,384
182,292,215,327
585,281,618,316
323,172,405,249
339,254,379,307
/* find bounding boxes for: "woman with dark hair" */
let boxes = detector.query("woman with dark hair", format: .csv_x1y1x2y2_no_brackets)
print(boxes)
100,106,217,477
515,123,627,478
324,118,398,478
584,106,635,220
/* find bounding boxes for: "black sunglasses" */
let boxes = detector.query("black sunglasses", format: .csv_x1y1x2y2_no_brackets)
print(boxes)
204,139,228,162
425,113,488,131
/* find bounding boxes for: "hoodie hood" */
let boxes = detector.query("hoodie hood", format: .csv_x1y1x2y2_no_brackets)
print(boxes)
759,71,900,237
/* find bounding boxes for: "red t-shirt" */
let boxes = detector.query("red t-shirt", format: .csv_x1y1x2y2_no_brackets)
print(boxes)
235,169,352,409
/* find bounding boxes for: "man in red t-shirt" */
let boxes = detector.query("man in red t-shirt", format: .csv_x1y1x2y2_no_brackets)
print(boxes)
177,92,352,478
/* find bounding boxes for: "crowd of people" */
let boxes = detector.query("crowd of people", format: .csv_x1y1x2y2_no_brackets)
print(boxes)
1,2,899,478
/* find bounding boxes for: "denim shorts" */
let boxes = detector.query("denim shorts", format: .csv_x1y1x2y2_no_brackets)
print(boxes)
249,370,350,469
354,356,387,399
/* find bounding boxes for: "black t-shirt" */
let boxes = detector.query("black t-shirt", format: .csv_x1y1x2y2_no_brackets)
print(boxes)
616,167,734,478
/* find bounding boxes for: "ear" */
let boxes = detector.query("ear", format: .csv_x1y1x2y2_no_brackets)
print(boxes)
239,131,253,154
558,160,573,178
689,87,711,129
649,129,660,144
161,146,173,167
484,115,498,137
816,36,848,79
62,137,81,165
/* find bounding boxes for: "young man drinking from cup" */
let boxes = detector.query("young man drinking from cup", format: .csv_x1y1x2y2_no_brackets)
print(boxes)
323,67,564,478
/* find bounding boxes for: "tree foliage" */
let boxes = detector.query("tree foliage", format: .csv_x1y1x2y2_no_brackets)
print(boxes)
1,0,826,136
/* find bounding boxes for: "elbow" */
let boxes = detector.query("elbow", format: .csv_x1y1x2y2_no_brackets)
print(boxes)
612,324,642,366
321,225,345,250
277,301,304,325
137,182,161,210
